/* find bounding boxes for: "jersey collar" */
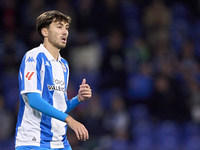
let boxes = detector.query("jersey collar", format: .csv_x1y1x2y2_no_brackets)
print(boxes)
39,44,61,62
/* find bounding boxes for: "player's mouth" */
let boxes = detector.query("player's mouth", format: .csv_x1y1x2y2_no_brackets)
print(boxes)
61,37,67,43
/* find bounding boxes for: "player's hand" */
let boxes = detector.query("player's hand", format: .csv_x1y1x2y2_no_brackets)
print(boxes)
78,78,92,102
65,116,89,141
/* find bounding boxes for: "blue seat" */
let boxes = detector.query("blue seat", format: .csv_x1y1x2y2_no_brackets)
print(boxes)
155,121,180,149
170,19,190,54
129,105,150,121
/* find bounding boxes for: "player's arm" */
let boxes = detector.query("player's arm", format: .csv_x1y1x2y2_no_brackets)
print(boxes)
66,78,92,113
27,92,68,121
65,115,89,141
66,96,80,113
27,92,89,141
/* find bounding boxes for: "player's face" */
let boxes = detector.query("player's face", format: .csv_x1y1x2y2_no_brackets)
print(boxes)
47,20,69,49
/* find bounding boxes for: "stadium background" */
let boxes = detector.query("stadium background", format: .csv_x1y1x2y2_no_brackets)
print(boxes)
0,0,200,149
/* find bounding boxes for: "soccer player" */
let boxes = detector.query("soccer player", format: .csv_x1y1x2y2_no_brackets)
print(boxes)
15,10,92,150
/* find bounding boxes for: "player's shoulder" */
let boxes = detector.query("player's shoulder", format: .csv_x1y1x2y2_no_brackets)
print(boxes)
24,45,46,63
26,45,43,57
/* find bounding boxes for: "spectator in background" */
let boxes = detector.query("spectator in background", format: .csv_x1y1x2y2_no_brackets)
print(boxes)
1,0,19,31
103,95,130,136
179,40,198,80
0,32,27,111
0,32,27,64
0,94,15,144
124,37,150,72
22,0,47,27
75,0,95,33
100,29,126,90
84,93,104,137
100,95,130,150
149,73,189,122
188,81,200,123
19,0,50,48
143,0,171,49
81,93,104,149
68,30,102,90
55,0,77,30
93,0,125,37
25,27,42,49
126,62,153,105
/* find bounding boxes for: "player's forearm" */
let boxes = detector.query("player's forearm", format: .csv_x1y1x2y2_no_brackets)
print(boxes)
27,92,68,122
65,115,89,141
66,96,81,113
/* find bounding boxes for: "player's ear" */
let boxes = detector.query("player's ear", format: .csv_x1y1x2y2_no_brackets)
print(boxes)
41,28,48,37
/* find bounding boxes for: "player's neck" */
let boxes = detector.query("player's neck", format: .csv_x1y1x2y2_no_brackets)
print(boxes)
43,41,60,61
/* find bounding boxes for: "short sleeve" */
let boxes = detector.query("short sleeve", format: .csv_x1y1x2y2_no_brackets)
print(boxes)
19,51,42,95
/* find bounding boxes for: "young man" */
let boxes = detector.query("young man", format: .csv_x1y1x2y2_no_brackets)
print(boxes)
15,10,92,150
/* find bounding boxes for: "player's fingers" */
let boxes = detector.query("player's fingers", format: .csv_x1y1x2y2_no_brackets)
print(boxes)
82,94,92,98
79,90,92,95
74,130,80,140
78,130,83,141
76,124,87,141
79,89,92,94
79,88,90,91
81,78,86,85
84,127,89,140
78,91,89,97
82,132,87,141
79,84,90,89
81,126,89,141
79,129,87,141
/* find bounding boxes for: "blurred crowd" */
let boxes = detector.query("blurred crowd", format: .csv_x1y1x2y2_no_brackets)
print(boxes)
1,0,200,149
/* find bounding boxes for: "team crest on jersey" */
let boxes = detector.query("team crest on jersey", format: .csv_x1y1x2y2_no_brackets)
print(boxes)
61,62,66,72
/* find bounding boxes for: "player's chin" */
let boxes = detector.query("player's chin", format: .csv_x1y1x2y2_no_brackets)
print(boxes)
58,43,67,49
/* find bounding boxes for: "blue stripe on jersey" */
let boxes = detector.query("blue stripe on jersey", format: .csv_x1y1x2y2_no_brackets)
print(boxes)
15,95,25,140
62,124,71,147
36,53,42,91
61,59,68,102
39,54,54,148
62,125,68,146
61,60,69,146
20,54,27,91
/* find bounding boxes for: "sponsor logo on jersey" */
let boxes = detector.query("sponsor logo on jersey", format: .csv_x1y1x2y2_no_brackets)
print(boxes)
47,79,65,92
47,85,65,92
26,57,35,63
25,72,34,80
53,79,65,85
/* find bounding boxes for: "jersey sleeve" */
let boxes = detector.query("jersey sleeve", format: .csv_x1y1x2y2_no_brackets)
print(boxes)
19,51,43,95
65,96,81,113
27,93,68,122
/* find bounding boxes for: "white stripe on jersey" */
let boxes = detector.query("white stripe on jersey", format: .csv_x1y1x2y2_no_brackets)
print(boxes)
50,60,67,148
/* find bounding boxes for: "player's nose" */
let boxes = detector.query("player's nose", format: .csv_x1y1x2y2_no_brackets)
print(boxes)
63,29,68,36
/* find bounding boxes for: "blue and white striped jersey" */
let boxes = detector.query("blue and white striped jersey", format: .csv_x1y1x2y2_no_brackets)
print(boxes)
15,44,70,148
